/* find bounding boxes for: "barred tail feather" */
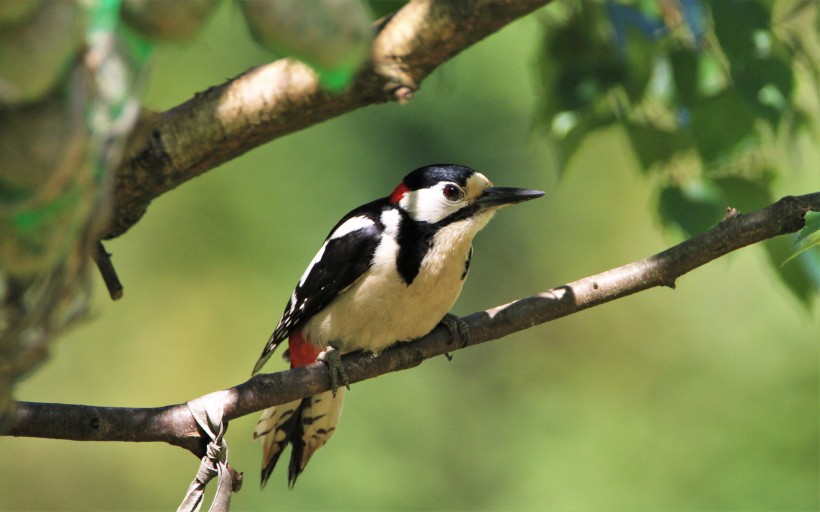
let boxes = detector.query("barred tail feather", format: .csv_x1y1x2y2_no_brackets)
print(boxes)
254,389,346,489
254,399,302,488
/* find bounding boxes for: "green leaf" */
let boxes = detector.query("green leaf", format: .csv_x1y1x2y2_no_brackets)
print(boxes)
710,0,770,61
624,122,687,172
712,175,773,212
658,182,725,237
553,54,625,113
550,110,615,173
689,91,758,164
365,0,405,19
669,47,700,107
764,236,819,308
733,55,794,126
620,23,657,103
539,5,626,114
795,211,820,245
782,211,820,267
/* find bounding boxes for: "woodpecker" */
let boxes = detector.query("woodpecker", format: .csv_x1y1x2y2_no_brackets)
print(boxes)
251,164,544,488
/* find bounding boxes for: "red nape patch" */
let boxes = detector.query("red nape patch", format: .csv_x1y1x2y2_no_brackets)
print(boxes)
389,182,409,204
288,331,324,368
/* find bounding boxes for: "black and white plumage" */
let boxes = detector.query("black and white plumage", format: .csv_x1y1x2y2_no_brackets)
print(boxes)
252,164,544,488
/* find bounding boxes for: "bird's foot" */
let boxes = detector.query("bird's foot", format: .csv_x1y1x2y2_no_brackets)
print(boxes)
440,313,470,355
317,346,350,397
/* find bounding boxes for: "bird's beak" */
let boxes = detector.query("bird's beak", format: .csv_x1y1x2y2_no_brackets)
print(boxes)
474,187,545,210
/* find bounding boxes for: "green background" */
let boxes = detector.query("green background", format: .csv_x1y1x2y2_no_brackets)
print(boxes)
2,4,818,510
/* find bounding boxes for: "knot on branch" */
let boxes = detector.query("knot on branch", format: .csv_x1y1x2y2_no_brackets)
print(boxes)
177,398,239,512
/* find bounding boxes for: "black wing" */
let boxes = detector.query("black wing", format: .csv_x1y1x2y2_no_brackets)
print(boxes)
252,201,387,373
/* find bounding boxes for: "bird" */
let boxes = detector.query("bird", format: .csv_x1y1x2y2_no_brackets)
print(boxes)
251,164,544,488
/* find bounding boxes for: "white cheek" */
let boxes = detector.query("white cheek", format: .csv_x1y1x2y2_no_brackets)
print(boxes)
400,187,460,224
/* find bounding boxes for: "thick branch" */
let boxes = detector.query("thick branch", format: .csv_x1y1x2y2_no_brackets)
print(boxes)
5,192,818,456
107,0,551,238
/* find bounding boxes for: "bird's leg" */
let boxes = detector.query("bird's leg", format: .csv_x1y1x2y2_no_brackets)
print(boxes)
441,313,470,345
440,313,470,360
317,346,350,397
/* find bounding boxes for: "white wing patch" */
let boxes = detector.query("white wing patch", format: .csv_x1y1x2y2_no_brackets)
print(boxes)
297,215,374,288
294,242,327,288
298,244,326,288
330,215,375,240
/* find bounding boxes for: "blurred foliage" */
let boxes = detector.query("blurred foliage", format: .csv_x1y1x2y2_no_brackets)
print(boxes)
0,0,373,435
120,0,220,42
0,0,818,510
0,0,372,281
238,0,373,91
0,0,156,432
537,0,820,306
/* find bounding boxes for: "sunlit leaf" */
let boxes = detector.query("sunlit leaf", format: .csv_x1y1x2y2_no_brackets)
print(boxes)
764,236,818,308
782,211,820,267
795,211,820,245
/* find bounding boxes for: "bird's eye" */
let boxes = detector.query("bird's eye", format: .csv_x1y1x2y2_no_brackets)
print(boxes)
443,184,463,201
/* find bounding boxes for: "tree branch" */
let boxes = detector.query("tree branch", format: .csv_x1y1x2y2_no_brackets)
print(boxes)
5,192,818,456
107,0,551,238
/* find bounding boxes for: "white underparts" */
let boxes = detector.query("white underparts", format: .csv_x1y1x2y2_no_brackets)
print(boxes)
301,208,494,353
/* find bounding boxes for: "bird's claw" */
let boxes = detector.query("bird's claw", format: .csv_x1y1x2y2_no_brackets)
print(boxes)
440,313,469,349
318,346,350,397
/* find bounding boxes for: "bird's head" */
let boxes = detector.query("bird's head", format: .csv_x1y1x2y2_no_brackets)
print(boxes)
389,164,544,227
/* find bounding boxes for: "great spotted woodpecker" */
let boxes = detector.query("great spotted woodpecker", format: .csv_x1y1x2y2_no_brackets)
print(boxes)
251,164,544,488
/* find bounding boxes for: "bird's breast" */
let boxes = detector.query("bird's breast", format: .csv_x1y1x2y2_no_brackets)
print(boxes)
302,220,476,353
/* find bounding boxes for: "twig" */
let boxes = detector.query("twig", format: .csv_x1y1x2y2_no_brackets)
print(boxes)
5,192,818,456
90,241,124,300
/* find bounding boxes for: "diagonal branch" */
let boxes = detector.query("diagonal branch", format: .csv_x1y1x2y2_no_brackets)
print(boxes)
107,0,552,238
5,192,818,457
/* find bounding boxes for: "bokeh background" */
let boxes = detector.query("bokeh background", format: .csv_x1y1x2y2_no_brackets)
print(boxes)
2,3,818,510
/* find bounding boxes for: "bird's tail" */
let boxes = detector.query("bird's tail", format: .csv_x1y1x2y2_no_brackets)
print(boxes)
253,330,345,488
253,388,346,488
